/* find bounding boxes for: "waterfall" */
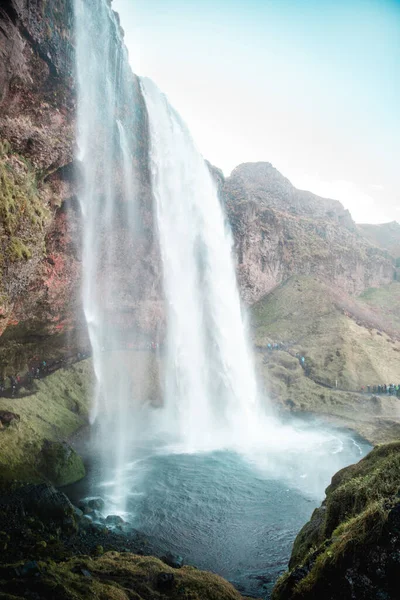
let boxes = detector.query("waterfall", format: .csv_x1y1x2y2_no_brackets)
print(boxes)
74,0,146,513
141,79,265,452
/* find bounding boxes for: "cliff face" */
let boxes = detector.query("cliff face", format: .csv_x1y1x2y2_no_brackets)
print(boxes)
0,1,161,374
224,163,394,304
0,0,82,371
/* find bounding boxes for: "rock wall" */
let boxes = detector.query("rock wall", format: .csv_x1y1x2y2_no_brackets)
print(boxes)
223,163,394,304
0,0,162,374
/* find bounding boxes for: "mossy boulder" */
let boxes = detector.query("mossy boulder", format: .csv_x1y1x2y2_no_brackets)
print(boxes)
38,440,85,486
0,552,250,600
272,442,400,600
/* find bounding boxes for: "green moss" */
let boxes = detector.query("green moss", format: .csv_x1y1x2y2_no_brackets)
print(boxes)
1,552,247,600
0,360,93,484
0,140,49,270
7,238,32,261
38,441,85,486
272,442,400,600
292,501,388,597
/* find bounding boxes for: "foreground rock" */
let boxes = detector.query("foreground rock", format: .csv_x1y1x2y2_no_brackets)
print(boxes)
0,481,251,600
1,552,250,600
272,442,400,600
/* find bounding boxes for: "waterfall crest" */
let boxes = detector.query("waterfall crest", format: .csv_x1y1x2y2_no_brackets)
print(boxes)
141,79,266,452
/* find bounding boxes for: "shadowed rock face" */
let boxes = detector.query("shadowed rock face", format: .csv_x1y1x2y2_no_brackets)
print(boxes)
223,162,394,304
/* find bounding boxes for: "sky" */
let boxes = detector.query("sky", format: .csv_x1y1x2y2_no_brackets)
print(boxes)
114,0,400,224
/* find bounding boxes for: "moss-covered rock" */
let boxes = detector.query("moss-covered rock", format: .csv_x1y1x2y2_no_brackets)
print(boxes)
272,442,400,600
0,142,49,271
37,440,85,486
0,360,93,483
0,552,250,600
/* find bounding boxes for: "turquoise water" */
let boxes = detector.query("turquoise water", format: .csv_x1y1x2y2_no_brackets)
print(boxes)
69,420,370,598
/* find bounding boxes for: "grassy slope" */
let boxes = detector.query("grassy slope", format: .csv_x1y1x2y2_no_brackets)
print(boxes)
358,282,400,333
250,276,400,444
358,222,400,259
0,360,93,481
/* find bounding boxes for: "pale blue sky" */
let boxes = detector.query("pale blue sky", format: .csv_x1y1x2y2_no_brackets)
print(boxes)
114,0,400,223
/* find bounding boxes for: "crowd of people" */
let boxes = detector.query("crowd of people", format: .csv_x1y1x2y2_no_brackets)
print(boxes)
265,342,306,366
361,384,400,397
265,341,400,399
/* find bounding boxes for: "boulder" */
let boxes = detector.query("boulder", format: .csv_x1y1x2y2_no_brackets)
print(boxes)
272,442,400,600
0,411,20,428
161,551,184,568
105,514,125,526
16,482,74,522
37,440,85,487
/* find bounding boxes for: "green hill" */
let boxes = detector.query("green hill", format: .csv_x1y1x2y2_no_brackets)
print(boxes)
250,276,400,444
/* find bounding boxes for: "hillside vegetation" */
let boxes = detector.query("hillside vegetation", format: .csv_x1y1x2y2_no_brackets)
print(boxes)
250,276,400,443
358,221,400,259
272,442,400,600
0,361,93,483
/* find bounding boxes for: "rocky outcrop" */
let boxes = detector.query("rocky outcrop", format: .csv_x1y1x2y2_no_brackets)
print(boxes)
224,163,394,304
272,442,400,600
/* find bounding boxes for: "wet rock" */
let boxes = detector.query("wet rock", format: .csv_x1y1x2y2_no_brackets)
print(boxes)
79,515,93,530
157,572,175,591
16,483,74,522
105,514,125,526
161,551,184,568
81,568,92,578
90,522,109,535
19,561,41,577
91,509,105,523
72,506,84,520
83,497,105,512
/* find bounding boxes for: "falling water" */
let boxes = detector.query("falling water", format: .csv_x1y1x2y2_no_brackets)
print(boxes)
74,0,146,513
141,79,265,452
74,1,362,522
